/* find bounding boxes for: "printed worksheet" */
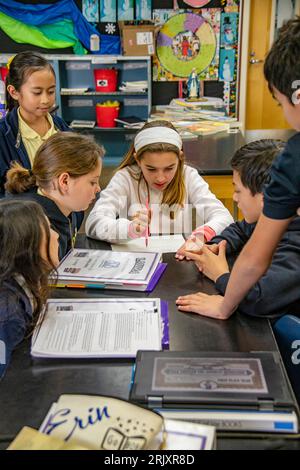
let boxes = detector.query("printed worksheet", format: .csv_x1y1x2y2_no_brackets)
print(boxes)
111,234,185,254
31,298,162,358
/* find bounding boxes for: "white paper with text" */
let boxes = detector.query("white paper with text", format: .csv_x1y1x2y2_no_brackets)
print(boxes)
31,298,162,358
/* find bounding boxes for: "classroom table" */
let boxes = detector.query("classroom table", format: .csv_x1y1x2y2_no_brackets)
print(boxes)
0,235,299,450
184,131,245,176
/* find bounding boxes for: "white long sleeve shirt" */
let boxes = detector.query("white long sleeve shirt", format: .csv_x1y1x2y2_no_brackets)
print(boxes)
86,165,233,243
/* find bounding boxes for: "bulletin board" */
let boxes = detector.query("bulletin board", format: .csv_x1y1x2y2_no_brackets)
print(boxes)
152,0,241,117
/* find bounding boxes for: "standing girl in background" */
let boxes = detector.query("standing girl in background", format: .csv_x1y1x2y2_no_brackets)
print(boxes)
5,132,103,258
86,120,233,245
0,51,70,197
0,199,59,378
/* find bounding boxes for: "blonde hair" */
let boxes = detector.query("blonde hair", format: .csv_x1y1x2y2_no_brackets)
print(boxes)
117,120,186,207
5,132,104,194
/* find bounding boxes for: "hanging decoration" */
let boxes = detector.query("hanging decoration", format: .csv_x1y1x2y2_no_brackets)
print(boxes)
219,48,235,81
82,0,99,23
135,0,152,20
100,0,117,23
220,12,238,46
118,0,134,21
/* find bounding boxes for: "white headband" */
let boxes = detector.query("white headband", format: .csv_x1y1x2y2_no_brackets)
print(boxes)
134,127,182,153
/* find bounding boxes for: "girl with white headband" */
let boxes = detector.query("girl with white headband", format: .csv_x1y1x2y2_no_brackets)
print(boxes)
86,120,233,245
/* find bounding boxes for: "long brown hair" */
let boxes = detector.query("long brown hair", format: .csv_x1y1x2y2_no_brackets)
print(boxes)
0,199,55,320
117,120,186,207
5,132,104,194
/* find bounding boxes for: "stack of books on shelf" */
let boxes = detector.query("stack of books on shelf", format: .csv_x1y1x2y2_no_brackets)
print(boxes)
70,120,96,129
119,81,148,92
61,87,90,94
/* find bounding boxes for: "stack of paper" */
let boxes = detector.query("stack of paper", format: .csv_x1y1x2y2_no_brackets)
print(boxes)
119,81,148,92
70,120,96,128
60,88,89,94
31,298,167,358
111,234,185,254
170,97,224,108
53,248,166,291
150,100,241,136
183,121,231,136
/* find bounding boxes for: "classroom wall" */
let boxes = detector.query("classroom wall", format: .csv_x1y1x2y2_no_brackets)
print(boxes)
0,0,232,106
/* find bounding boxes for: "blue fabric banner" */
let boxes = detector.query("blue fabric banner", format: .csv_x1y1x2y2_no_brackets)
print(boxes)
0,0,120,54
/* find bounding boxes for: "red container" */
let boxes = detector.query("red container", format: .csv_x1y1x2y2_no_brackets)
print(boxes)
0,67,8,82
94,68,118,92
96,105,120,128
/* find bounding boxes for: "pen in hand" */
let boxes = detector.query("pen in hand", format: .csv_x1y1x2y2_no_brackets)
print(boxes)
145,198,150,247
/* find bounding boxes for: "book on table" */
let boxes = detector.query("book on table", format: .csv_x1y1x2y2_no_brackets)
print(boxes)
130,351,300,434
52,248,166,291
31,297,169,358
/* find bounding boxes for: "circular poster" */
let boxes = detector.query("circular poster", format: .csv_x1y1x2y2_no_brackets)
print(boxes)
156,12,217,78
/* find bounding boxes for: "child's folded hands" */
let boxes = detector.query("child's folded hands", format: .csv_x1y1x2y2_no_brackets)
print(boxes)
183,240,229,282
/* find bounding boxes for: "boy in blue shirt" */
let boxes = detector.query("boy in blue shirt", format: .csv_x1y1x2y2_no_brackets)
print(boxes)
177,17,300,319
177,139,300,318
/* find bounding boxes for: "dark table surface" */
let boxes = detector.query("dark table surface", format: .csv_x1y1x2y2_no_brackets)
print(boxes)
0,236,299,450
183,131,245,176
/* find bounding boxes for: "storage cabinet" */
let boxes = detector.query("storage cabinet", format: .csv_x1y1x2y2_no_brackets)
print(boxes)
54,55,151,124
